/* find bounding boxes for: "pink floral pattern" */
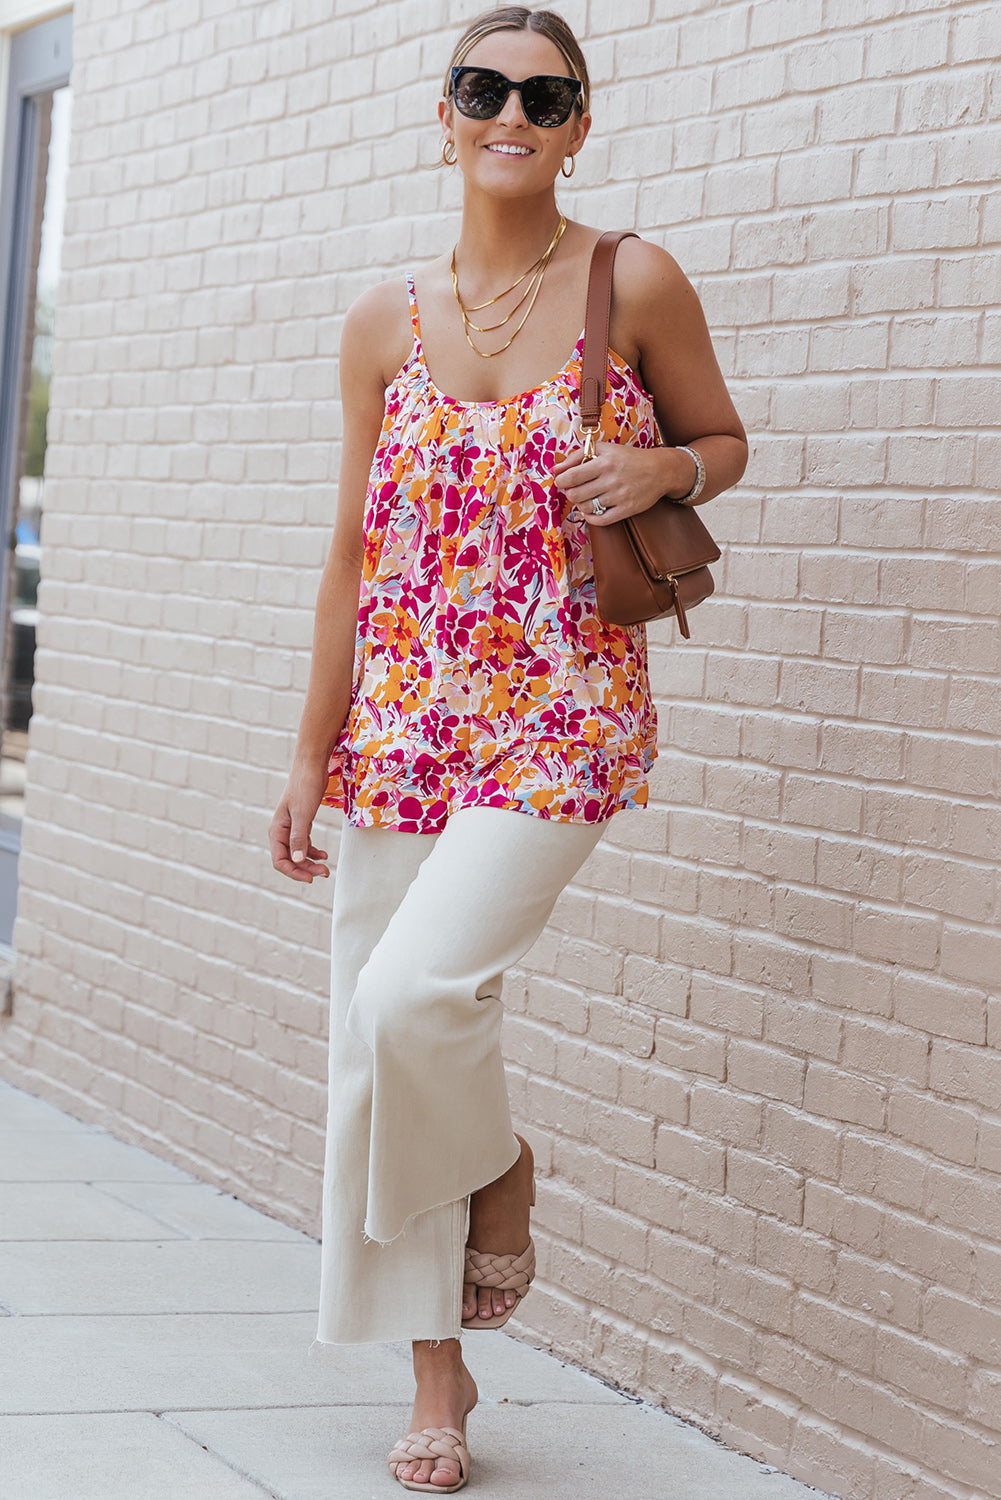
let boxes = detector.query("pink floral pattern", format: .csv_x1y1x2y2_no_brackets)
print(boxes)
323,275,659,834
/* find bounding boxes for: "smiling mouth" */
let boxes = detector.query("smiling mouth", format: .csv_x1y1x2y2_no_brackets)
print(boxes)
486,143,534,157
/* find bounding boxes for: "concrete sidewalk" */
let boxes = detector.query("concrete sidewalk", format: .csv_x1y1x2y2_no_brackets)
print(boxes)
0,1077,835,1499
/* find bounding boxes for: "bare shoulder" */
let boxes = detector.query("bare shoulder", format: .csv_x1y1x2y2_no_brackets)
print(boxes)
340,276,412,388
610,235,695,315
601,233,713,368
577,228,700,369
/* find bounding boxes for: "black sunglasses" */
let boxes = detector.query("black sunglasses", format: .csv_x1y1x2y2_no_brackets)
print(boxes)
449,66,583,129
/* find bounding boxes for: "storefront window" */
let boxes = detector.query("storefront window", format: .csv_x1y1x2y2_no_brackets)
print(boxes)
0,10,73,944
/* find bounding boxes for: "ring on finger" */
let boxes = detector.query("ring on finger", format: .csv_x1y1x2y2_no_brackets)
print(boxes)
591,498,608,516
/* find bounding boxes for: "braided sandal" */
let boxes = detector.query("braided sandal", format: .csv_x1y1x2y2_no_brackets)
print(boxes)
461,1175,536,1330
387,1419,471,1493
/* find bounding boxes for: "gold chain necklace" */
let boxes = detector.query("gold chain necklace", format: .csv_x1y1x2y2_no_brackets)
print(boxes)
451,215,567,359
455,230,560,314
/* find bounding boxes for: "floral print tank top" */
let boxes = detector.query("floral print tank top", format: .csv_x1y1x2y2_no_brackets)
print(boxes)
322,273,659,834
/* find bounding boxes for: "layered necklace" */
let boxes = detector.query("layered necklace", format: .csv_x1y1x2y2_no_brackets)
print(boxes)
451,214,567,359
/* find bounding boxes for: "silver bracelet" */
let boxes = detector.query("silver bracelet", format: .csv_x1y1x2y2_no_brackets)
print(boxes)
675,445,706,503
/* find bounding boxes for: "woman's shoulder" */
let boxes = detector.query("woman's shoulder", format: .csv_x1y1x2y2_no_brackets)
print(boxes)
341,276,414,387
575,225,695,367
601,231,690,307
345,275,410,322
571,219,681,283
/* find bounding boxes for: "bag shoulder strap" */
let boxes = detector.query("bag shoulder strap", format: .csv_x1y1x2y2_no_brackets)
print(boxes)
580,229,639,431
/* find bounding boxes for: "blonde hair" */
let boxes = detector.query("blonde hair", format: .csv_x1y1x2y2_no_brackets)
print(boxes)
442,6,591,114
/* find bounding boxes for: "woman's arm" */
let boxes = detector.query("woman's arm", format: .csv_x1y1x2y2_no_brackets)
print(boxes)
554,236,748,521
268,282,406,883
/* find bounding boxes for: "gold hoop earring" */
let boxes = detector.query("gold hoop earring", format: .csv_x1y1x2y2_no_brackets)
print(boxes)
561,154,576,178
441,139,457,166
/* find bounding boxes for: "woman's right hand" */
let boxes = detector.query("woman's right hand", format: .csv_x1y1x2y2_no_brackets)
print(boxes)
269,756,332,883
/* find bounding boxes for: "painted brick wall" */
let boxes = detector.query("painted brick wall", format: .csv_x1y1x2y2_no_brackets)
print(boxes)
2,1,1000,1496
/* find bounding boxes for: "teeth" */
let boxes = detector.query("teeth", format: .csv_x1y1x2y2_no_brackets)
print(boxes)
489,144,532,156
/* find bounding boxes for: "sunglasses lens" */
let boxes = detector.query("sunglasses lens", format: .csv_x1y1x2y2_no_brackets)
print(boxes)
453,69,508,119
451,69,581,127
521,76,579,127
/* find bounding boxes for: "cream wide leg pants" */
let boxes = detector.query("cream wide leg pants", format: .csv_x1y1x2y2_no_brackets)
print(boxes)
313,805,606,1346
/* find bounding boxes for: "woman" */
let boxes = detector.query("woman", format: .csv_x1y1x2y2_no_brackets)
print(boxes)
270,7,747,1492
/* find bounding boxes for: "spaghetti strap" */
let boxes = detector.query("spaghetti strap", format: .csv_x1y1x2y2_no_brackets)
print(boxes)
405,272,422,347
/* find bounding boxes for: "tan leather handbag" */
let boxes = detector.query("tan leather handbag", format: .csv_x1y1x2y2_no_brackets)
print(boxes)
581,231,721,637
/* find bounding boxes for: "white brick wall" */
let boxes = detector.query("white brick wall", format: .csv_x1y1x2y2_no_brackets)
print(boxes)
2,0,1000,1495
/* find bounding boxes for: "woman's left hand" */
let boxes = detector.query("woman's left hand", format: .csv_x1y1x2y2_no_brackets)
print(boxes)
552,441,693,525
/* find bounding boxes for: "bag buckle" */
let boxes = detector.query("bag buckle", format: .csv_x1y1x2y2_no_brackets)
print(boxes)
581,425,598,462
